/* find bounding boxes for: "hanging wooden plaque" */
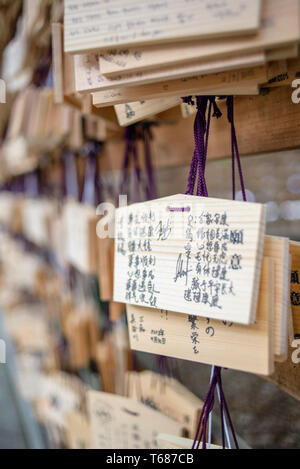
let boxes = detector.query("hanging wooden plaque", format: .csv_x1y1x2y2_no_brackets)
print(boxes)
114,98,181,127
264,236,290,358
114,194,266,324
94,0,299,75
88,390,183,449
126,370,203,438
65,412,91,450
64,0,261,54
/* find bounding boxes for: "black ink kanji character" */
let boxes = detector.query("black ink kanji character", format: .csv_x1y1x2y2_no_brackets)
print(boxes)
214,241,220,254
211,295,221,309
184,289,192,302
134,269,141,279
212,265,221,279
230,230,244,245
291,291,300,306
196,250,204,261
216,228,222,241
214,213,221,224
208,280,214,294
191,332,199,344
203,252,211,263
231,254,242,270
128,241,136,253
229,282,236,296
130,314,136,324
220,213,229,226
188,315,199,330
186,228,193,242
139,293,147,304
205,213,213,225
148,226,154,238
291,271,299,285
191,277,200,290
207,241,213,252
220,267,229,281
193,291,201,303
198,212,205,224
222,229,229,241
202,292,209,304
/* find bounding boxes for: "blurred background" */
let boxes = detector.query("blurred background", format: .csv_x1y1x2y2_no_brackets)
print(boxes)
0,0,299,450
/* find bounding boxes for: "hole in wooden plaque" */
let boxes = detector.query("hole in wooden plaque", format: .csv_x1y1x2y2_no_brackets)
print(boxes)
167,206,191,213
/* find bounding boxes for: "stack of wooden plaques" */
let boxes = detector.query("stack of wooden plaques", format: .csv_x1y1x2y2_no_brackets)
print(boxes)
112,194,297,377
62,0,300,126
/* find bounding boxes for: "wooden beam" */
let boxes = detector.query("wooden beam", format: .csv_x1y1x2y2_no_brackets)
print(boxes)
99,86,300,172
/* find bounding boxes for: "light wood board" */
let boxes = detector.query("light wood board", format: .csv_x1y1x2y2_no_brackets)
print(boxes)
64,0,262,54
72,51,266,93
114,97,181,127
114,194,266,324
93,66,266,107
126,370,203,438
264,236,290,357
88,390,183,449
96,0,299,75
72,52,266,93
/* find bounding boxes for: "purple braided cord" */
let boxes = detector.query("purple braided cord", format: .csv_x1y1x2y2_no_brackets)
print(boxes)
185,97,208,196
227,96,247,203
82,142,103,206
185,97,221,197
192,367,239,450
185,96,240,450
132,133,142,203
143,124,157,201
120,124,157,203
119,126,135,202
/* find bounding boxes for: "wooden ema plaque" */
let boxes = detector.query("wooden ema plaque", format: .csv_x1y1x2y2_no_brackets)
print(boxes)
65,412,91,450
96,0,299,75
114,194,266,325
88,390,183,449
126,370,203,438
64,0,261,54
264,236,290,358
